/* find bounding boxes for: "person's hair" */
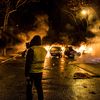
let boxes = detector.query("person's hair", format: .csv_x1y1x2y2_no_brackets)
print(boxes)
30,35,41,47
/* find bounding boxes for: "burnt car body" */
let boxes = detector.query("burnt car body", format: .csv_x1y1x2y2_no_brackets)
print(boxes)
64,46,76,59
50,46,62,57
64,46,81,60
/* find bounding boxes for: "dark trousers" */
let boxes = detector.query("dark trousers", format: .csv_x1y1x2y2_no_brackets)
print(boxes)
26,73,43,100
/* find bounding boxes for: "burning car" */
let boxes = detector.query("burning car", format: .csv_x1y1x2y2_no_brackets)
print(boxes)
50,46,63,58
64,46,76,59
64,46,81,60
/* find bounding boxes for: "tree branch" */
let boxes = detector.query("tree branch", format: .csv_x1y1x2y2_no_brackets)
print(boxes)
63,9,77,26
8,9,16,15
16,0,27,8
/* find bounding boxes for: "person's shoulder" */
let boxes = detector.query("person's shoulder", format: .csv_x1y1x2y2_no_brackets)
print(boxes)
39,46,47,52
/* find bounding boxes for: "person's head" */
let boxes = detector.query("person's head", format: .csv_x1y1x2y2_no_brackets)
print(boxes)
30,35,41,47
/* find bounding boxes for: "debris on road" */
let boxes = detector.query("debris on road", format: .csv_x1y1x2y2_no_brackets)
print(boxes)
83,85,87,88
73,72,92,79
89,91,96,94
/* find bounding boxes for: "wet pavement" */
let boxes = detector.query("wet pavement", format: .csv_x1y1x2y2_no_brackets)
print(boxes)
0,56,100,100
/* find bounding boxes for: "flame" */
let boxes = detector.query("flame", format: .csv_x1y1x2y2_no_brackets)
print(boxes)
74,43,94,56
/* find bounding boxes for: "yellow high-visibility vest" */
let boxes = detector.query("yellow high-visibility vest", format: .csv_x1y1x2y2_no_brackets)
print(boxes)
29,46,47,73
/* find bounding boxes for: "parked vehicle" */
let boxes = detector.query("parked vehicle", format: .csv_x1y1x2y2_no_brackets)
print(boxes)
64,46,81,60
64,46,76,59
50,46,62,58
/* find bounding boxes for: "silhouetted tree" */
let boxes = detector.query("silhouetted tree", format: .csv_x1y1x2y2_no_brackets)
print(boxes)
0,0,28,55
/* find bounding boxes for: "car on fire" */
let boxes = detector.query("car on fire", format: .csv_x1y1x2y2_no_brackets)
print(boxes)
50,46,62,58
64,46,81,60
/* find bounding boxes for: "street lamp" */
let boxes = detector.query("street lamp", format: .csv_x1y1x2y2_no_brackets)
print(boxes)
80,8,89,21
81,9,88,17
79,8,90,32
80,7,97,24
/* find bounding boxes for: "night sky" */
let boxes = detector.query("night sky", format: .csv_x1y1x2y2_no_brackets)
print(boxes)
0,0,100,47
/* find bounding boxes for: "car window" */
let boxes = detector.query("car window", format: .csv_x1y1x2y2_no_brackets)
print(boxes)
51,47,57,51
51,47,61,51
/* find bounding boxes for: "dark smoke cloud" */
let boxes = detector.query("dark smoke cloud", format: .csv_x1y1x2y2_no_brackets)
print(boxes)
45,0,96,45
0,0,98,48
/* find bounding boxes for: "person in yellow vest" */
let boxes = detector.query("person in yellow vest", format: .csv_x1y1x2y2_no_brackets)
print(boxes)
25,35,47,100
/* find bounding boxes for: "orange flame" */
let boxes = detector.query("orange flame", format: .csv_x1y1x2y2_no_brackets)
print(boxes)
74,43,94,56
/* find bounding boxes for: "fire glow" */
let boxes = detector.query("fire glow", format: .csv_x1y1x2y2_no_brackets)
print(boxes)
74,43,94,56
44,44,65,58
44,45,51,58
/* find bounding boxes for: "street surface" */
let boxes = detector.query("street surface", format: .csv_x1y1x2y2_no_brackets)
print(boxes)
0,55,100,100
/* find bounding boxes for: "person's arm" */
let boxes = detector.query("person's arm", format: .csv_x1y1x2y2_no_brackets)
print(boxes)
25,48,34,77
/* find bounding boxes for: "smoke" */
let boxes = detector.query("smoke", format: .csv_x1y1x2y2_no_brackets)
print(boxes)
89,36,100,57
1,1,100,53
46,1,98,45
14,14,49,52
87,17,100,57
89,20,100,36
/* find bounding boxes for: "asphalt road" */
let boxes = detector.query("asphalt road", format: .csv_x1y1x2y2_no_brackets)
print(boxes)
0,56,100,100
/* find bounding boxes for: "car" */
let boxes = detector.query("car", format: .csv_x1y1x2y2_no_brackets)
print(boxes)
50,46,62,58
64,46,76,59
64,46,81,60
